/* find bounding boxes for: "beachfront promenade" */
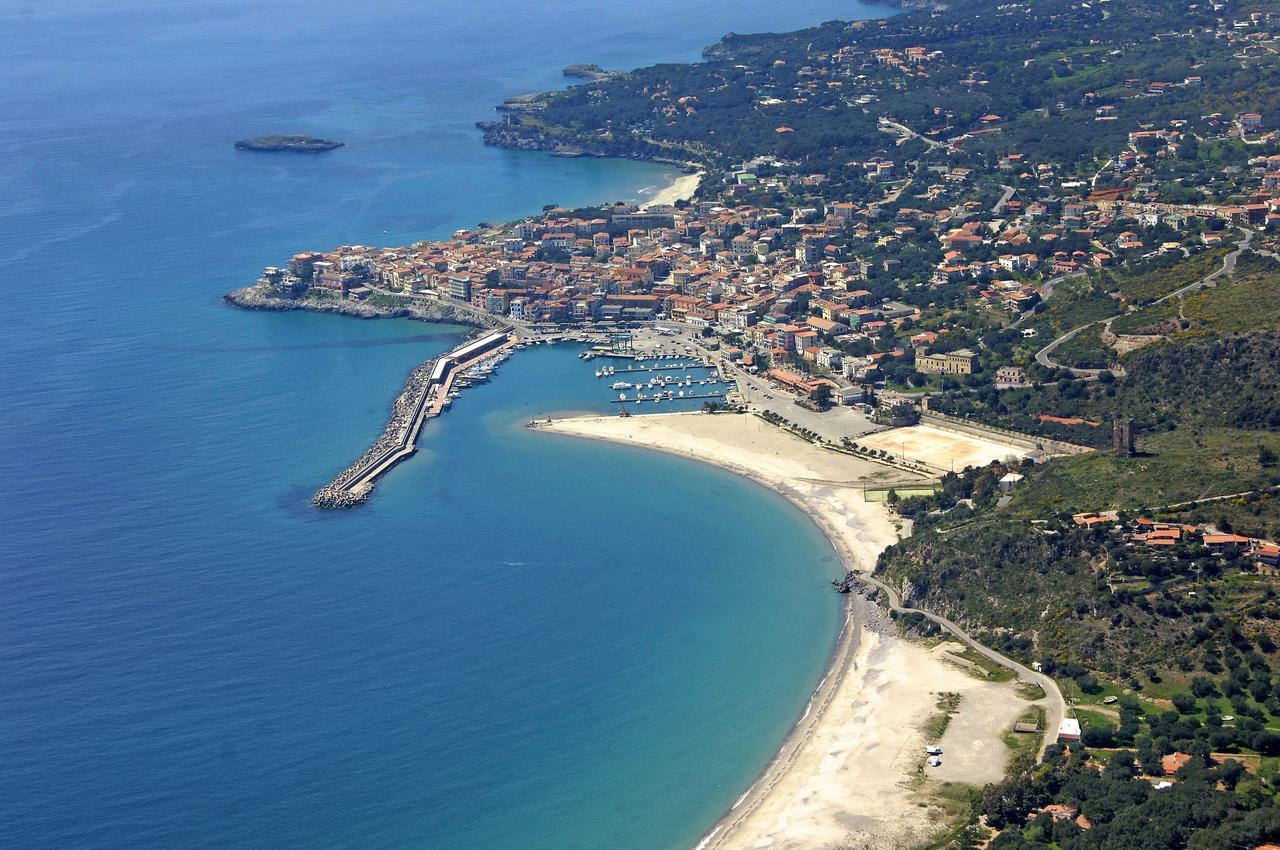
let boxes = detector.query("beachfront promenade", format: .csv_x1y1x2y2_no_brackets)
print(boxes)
313,330,515,508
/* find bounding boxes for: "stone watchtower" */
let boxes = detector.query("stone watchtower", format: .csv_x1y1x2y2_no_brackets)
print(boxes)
1112,418,1135,458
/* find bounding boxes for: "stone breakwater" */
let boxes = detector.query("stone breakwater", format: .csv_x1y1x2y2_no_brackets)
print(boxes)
312,357,441,509
309,330,514,509
224,286,500,329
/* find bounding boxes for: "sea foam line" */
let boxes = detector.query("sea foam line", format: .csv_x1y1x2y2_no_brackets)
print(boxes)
694,825,723,850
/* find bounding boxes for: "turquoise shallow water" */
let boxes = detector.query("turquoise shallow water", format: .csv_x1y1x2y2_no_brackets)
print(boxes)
0,1,886,846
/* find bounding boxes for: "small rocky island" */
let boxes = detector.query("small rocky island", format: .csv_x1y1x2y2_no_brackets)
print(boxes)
234,135,344,153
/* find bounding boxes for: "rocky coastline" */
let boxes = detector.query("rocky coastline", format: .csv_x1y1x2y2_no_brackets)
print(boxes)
223,286,500,328
562,63,620,83
476,121,702,170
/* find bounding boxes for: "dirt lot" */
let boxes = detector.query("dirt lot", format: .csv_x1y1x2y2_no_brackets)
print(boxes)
858,424,1029,472
929,669,1032,784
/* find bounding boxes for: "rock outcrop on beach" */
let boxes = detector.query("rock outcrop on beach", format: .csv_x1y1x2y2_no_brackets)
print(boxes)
223,286,500,328
233,135,344,152
832,571,861,593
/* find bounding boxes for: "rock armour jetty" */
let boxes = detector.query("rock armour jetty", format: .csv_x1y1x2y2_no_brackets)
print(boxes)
313,329,515,509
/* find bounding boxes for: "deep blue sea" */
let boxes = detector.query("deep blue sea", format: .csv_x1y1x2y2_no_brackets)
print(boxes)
0,2,887,847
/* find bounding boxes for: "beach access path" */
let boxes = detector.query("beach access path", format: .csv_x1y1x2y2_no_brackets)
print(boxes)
539,411,1047,850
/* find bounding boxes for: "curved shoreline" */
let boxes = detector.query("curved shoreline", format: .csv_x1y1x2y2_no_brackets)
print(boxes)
534,413,912,847
694,595,881,850
538,416,878,848
641,171,703,210
537,411,1042,850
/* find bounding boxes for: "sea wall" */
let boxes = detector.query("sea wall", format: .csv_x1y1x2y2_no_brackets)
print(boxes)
919,410,1093,456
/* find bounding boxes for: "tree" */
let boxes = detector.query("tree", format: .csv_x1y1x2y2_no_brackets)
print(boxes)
1260,444,1277,468
809,384,833,410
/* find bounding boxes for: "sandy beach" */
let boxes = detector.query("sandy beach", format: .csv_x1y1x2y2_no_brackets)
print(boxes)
539,412,1035,850
641,171,703,209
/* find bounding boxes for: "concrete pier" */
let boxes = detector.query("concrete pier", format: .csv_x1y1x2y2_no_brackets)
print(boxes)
313,330,515,509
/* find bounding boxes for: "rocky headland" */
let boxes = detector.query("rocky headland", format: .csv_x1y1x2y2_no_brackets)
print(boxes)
562,63,619,82
223,286,500,328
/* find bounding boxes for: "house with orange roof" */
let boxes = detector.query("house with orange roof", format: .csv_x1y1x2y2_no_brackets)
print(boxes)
1035,804,1078,822
1256,543,1280,567
1203,533,1250,551
1073,511,1118,527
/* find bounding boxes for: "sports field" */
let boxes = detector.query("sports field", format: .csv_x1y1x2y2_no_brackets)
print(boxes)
858,424,1029,472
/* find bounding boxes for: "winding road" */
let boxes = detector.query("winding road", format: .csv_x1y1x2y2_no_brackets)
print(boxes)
852,571,1067,759
1012,269,1086,329
1035,229,1253,375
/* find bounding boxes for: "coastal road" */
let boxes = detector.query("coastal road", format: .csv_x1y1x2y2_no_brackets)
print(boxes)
1034,228,1252,375
726,364,882,444
852,571,1066,760
363,282,525,331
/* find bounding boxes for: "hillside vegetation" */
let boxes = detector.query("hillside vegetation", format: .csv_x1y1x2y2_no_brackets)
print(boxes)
932,331,1280,448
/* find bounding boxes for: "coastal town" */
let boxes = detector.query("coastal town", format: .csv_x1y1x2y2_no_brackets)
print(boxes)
238,95,1279,409
217,0,1280,846
22,0,1280,845
237,0,1280,407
